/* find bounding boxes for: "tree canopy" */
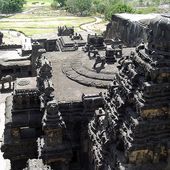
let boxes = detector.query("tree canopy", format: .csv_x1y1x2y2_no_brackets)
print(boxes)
66,0,92,15
105,2,135,20
52,0,66,8
51,0,166,19
0,0,25,14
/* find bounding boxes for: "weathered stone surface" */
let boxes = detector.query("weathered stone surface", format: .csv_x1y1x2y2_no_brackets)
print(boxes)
61,54,116,88
88,15,170,170
105,13,159,47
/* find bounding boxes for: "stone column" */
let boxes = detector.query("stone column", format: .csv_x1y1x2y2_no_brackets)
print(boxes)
31,42,41,76
0,32,3,45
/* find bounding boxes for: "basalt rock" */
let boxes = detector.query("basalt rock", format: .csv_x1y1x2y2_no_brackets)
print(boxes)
88,15,170,170
105,13,159,47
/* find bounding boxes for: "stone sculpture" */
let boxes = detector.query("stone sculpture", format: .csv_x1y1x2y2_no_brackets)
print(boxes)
58,26,74,36
0,75,12,91
93,53,106,69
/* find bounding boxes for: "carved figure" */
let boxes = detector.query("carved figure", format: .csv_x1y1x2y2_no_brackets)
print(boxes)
93,53,106,69
58,26,74,36
46,100,58,115
88,48,99,59
0,75,12,91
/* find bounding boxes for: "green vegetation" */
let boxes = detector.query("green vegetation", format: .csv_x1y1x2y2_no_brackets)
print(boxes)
104,2,135,20
50,0,135,19
51,0,65,8
0,0,96,36
66,0,92,16
136,7,158,14
0,0,168,36
0,0,25,13
50,0,169,19
50,0,136,19
0,8,95,36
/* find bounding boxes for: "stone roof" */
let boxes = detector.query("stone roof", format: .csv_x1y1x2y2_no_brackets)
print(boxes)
15,77,38,91
47,51,106,102
115,13,160,23
0,50,30,67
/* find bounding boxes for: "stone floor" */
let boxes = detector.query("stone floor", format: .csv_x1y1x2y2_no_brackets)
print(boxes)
46,50,106,103
62,51,117,88
45,47,135,103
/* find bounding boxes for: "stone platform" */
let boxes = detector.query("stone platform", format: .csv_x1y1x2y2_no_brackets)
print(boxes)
62,52,118,88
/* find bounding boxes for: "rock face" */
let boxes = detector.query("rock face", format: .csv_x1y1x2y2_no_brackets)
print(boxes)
105,13,159,47
88,15,170,170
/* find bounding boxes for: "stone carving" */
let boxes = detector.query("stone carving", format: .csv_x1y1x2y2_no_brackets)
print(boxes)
2,13,170,170
17,80,30,86
148,15,170,54
0,75,12,91
105,14,149,47
88,15,170,170
93,53,106,69
88,46,98,59
58,26,74,36
39,58,52,79
70,33,83,40
87,34,106,49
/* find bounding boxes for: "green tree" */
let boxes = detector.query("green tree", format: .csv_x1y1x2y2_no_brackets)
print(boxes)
139,0,144,6
92,0,107,14
0,0,25,14
154,0,161,6
52,0,66,7
66,0,92,15
105,2,135,20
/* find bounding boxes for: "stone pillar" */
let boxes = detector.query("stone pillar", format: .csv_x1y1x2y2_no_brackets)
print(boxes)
31,42,41,76
0,32,3,45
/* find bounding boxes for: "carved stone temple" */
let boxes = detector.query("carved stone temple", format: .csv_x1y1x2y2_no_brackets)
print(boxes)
0,14,170,170
88,15,170,170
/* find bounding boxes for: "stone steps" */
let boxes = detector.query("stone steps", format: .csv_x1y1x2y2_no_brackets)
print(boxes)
62,61,112,88
71,59,115,81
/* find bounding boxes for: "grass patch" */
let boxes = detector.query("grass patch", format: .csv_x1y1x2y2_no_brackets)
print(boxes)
0,1,97,36
135,6,159,14
0,14,95,36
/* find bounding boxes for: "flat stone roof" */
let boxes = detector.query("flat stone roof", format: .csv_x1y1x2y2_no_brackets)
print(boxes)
0,50,30,66
46,47,135,103
46,50,106,103
32,32,58,40
115,13,160,22
0,50,22,60
15,77,37,91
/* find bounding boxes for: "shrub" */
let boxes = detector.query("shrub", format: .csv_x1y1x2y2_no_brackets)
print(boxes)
105,3,135,20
